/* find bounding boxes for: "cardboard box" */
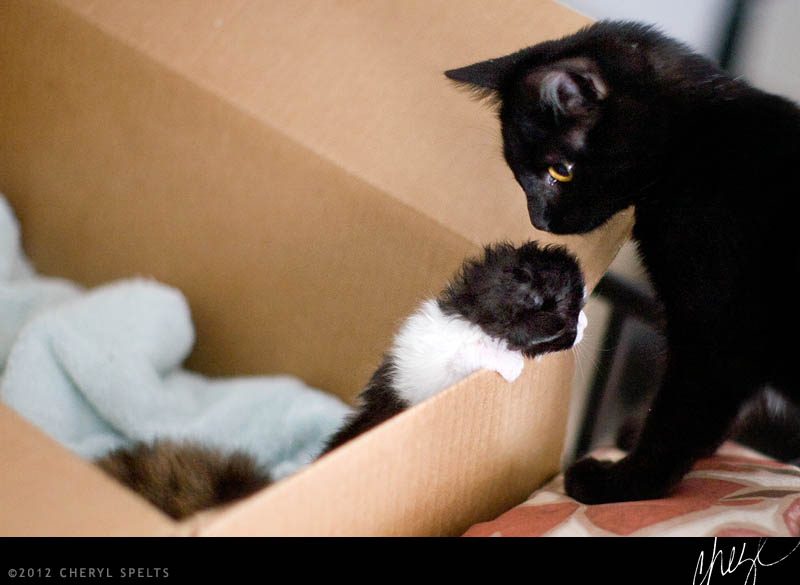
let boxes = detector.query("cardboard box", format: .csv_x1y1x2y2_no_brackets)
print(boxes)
0,0,632,535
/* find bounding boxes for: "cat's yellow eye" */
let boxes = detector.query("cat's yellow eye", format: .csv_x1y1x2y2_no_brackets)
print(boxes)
548,163,574,183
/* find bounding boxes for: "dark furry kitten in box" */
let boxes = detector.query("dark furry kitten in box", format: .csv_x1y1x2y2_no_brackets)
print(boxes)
100,241,586,517
322,241,586,454
97,441,270,519
446,21,800,503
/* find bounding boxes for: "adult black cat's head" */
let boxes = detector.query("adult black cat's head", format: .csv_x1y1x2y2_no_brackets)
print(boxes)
446,21,714,234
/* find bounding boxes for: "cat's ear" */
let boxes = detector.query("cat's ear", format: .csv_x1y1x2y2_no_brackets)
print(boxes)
530,59,608,117
444,53,521,93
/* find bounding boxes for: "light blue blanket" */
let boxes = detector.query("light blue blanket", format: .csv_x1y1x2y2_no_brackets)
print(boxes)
0,195,350,480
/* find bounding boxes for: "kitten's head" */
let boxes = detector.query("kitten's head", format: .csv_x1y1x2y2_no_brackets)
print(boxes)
446,21,704,234
439,242,586,357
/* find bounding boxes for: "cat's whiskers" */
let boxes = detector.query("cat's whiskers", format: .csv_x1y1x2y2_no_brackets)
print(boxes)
571,337,598,383
459,122,505,155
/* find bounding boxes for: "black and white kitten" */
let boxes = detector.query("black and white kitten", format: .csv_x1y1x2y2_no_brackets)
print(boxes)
102,241,586,517
322,241,586,453
446,21,800,503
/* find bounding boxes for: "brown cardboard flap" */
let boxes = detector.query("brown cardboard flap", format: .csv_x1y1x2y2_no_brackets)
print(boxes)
0,0,476,399
193,353,573,536
0,405,174,536
55,0,624,268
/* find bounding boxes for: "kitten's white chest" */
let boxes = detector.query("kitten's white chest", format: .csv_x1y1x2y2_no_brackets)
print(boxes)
389,300,525,406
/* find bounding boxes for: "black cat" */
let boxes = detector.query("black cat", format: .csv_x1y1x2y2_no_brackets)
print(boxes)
446,21,800,504
321,241,586,453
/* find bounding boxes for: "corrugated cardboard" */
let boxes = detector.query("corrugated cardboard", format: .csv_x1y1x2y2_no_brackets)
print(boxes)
0,0,632,535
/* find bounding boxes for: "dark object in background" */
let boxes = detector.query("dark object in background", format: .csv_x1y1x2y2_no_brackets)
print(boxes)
730,391,800,466
716,0,751,71
580,275,800,468
573,274,664,458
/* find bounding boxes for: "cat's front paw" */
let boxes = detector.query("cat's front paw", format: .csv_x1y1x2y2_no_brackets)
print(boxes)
564,456,672,504
455,337,525,383
564,457,619,504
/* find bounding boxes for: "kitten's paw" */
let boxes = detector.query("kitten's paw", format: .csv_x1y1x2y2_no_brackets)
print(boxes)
494,351,524,382
564,456,672,504
480,343,524,382
455,338,524,383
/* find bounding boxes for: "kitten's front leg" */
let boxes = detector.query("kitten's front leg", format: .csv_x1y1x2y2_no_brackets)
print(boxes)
319,361,408,455
322,318,525,455
454,337,525,384
565,352,759,504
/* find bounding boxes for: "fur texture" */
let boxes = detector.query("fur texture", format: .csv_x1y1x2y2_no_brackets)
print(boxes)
447,21,800,503
322,241,586,454
388,299,526,405
97,441,270,519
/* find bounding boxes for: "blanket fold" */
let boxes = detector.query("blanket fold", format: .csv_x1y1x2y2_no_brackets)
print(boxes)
0,194,349,480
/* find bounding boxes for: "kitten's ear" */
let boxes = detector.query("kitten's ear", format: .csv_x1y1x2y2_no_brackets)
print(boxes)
531,59,608,117
444,53,520,92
